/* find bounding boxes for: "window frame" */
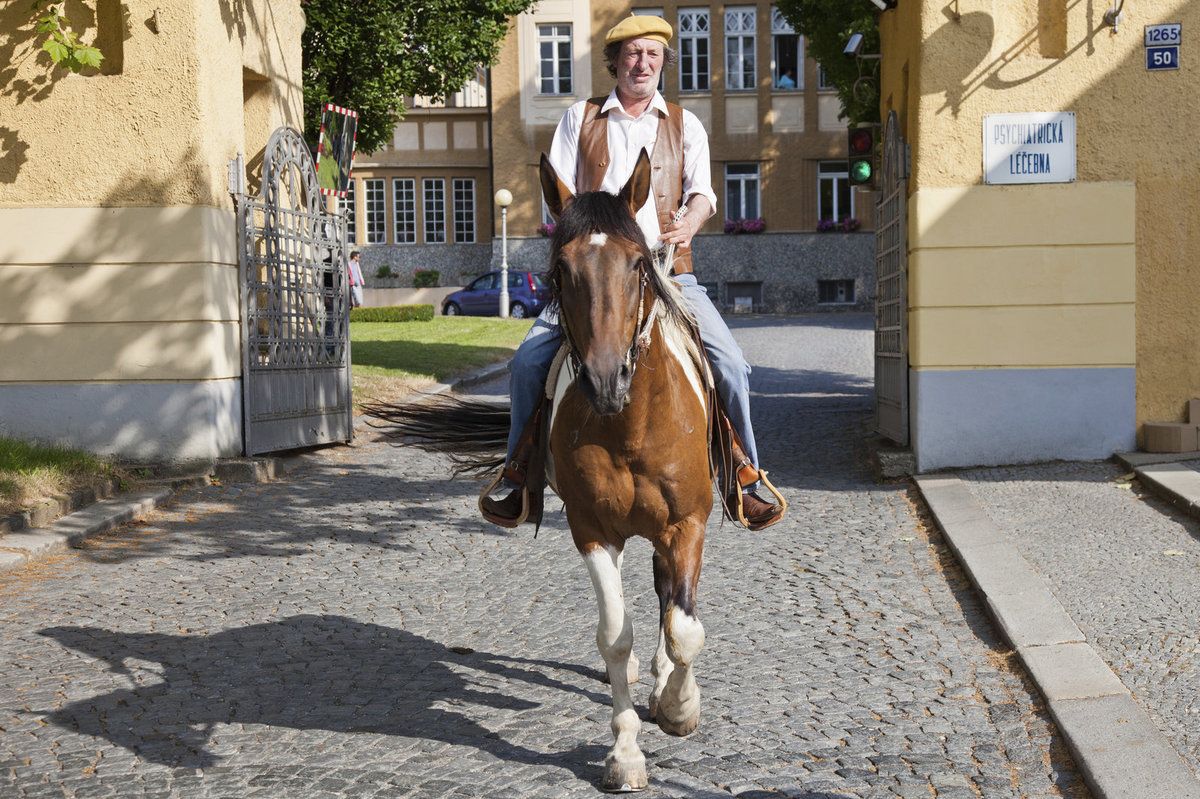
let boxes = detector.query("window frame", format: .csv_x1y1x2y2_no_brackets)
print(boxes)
724,7,757,92
423,178,447,244
724,162,761,221
452,177,476,244
363,178,386,245
817,64,835,91
770,8,803,91
678,8,711,93
537,23,573,96
392,178,416,244
338,180,356,245
817,160,856,222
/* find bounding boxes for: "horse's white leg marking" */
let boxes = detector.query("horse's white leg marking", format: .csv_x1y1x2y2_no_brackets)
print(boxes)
583,546,647,791
599,547,639,686
648,620,673,720
656,604,704,736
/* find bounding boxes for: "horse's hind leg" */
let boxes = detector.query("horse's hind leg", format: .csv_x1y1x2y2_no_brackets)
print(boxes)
582,544,647,792
653,523,705,737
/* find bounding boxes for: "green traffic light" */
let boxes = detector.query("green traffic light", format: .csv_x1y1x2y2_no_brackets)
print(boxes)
850,159,872,184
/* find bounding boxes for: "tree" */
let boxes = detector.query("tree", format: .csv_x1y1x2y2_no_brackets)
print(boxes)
775,0,879,126
29,2,104,73
302,0,534,155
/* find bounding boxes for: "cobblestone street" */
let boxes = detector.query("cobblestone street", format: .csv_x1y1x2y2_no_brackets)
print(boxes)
0,315,1089,798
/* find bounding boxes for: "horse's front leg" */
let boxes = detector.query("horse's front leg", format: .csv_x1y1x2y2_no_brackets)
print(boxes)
652,522,705,737
581,543,647,792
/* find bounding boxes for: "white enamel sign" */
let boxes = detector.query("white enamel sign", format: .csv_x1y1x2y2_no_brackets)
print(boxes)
983,112,1076,185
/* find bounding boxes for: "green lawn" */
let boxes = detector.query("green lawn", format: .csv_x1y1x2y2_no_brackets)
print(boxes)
0,437,126,517
351,316,533,404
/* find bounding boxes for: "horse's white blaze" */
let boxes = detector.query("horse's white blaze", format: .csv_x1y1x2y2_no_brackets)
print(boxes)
588,232,608,246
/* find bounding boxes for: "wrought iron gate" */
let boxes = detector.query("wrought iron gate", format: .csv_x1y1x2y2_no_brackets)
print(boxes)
236,127,353,456
874,111,909,445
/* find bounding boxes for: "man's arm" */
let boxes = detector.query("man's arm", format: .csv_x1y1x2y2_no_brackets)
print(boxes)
660,110,718,250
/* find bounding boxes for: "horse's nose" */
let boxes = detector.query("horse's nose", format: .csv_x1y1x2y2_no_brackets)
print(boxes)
578,362,630,416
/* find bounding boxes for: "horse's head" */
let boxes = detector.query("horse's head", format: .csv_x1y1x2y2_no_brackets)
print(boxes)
540,151,654,416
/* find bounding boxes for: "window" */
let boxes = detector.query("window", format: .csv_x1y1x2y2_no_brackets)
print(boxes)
818,64,835,90
725,7,756,90
725,163,760,220
338,181,356,244
423,178,446,244
453,178,476,244
538,24,573,95
364,178,386,244
633,9,667,92
393,178,416,244
818,161,855,221
771,8,802,90
818,279,856,304
469,273,498,291
679,9,710,92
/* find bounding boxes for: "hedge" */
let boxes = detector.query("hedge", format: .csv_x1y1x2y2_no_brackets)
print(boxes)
350,304,435,323
413,269,440,288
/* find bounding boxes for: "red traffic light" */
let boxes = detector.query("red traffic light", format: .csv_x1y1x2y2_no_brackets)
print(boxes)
848,128,874,155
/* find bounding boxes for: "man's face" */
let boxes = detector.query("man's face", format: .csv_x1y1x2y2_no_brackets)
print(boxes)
615,38,664,100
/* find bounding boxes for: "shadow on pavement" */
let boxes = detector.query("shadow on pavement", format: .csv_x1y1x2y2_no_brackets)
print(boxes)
36,615,608,783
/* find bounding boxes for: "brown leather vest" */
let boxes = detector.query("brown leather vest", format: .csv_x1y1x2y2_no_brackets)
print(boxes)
576,96,694,275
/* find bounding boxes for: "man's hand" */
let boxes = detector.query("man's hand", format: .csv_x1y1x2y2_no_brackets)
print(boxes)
658,196,712,250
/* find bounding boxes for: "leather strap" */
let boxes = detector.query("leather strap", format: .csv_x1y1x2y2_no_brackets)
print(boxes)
576,97,693,276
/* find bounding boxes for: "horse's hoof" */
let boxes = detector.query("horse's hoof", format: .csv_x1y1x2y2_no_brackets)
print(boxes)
601,754,647,792
657,710,700,737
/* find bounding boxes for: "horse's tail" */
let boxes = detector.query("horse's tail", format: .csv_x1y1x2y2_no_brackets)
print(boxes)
361,394,509,478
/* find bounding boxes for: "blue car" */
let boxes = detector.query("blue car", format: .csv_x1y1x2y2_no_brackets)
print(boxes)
442,271,549,319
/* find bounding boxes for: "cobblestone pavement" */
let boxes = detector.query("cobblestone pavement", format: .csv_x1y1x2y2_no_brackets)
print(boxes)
957,459,1200,776
0,314,1088,798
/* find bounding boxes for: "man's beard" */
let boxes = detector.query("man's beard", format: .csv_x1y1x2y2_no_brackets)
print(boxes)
621,74,657,99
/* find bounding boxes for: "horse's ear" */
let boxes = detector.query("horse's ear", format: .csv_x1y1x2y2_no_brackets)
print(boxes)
619,149,652,218
539,154,574,221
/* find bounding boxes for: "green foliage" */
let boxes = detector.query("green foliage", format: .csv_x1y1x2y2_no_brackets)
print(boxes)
412,269,440,288
775,0,879,126
350,304,435,323
31,1,104,73
302,0,536,155
375,264,397,279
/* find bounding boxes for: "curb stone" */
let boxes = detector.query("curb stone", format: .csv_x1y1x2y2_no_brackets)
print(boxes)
1129,461,1200,520
914,473,1200,799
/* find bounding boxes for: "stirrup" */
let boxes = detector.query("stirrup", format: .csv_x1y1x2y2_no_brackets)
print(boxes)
733,469,788,532
478,470,530,529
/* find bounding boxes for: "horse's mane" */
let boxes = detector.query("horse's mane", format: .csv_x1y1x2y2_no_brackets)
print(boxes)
546,192,696,339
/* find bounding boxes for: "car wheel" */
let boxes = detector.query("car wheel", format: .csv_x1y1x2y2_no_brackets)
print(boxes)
509,302,528,319
444,302,461,316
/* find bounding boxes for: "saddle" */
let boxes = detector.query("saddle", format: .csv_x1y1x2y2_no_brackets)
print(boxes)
478,332,787,531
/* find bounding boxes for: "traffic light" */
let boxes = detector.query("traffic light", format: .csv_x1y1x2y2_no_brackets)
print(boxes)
847,126,875,186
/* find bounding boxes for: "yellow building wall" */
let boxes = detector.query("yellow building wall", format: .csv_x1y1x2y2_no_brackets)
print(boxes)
0,0,304,386
881,0,1200,438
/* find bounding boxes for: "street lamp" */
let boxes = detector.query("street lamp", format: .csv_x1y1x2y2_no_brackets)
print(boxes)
494,189,513,318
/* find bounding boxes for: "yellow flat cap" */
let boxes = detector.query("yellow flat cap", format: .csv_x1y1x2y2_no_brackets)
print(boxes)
605,14,673,46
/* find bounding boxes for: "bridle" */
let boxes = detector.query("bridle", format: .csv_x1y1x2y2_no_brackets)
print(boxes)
555,257,660,386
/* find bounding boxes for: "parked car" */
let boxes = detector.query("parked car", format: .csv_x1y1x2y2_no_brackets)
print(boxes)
442,271,550,318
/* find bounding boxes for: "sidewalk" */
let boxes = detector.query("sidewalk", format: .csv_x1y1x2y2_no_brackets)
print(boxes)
916,459,1200,798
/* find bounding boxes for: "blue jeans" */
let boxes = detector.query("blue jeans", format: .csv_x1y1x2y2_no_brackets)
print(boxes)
505,273,760,484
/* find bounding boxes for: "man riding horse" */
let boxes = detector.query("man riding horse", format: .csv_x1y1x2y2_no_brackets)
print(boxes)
483,14,785,532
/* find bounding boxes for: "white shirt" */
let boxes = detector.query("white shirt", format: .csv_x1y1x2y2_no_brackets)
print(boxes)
548,90,718,249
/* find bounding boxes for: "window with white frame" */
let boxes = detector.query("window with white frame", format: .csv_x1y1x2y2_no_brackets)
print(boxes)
771,8,802,90
818,64,835,90
725,7,756,90
537,24,573,95
452,178,475,243
392,178,416,244
364,178,386,244
818,161,855,221
338,181,356,244
423,178,446,243
632,9,667,91
725,163,760,220
678,9,710,92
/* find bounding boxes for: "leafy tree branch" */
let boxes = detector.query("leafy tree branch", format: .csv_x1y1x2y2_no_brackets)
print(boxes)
776,0,879,126
30,1,104,73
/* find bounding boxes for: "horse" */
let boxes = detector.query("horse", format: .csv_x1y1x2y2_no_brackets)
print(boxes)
367,151,715,792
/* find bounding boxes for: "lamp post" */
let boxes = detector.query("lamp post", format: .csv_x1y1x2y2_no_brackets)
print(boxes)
494,189,513,318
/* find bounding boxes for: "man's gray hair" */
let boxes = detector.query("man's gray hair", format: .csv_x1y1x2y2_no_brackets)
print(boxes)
604,41,679,79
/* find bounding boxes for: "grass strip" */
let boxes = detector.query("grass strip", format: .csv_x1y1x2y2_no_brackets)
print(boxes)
0,437,126,518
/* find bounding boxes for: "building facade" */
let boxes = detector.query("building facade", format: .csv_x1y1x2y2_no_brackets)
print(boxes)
346,0,875,312
0,0,305,460
879,0,1198,470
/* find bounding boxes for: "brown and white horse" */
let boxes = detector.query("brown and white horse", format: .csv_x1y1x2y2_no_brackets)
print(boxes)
369,152,714,792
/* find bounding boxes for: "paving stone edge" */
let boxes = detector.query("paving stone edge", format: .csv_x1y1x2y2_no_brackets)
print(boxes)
914,473,1200,799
